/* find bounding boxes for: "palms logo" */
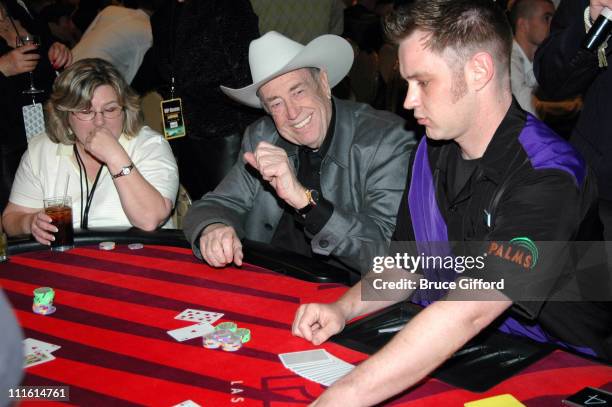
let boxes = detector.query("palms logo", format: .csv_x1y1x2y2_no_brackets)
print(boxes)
509,237,538,269
487,237,538,270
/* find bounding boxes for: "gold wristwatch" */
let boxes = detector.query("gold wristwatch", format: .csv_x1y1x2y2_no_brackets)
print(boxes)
296,189,319,216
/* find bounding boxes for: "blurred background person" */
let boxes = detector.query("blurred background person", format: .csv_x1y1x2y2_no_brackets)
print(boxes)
22,0,53,15
133,0,261,200
72,0,161,84
2,58,178,245
0,0,71,213
343,0,384,53
71,0,117,34
508,0,555,116
250,0,344,44
38,2,81,47
535,0,612,239
0,287,23,407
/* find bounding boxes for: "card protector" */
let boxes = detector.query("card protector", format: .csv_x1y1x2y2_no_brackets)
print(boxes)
22,102,45,141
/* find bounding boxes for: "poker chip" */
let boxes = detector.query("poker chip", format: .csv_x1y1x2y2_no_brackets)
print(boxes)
128,243,144,250
215,322,237,332
221,335,242,352
203,326,248,352
211,329,235,342
203,333,221,349
99,241,116,251
32,304,56,315
32,287,56,315
33,287,55,304
235,328,251,343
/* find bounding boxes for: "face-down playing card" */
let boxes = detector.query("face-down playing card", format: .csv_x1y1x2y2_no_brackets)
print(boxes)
278,349,355,386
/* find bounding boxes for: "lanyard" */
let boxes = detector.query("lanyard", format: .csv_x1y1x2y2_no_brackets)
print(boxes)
169,0,178,99
74,145,103,229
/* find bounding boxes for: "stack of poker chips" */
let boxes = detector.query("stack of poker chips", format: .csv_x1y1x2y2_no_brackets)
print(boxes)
32,287,56,315
203,322,251,352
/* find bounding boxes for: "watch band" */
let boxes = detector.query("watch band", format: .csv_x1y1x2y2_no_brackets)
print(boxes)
112,163,134,179
296,189,319,216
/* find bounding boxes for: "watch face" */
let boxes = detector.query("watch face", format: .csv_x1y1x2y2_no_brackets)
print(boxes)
113,164,133,178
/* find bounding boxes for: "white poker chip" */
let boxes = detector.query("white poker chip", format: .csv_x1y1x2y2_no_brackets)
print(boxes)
128,243,144,250
99,241,116,251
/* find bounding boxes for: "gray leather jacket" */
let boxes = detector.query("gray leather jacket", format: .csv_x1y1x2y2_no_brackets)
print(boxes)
184,98,416,274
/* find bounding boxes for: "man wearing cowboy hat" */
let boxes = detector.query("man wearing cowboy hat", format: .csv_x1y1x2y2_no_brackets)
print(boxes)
183,31,415,281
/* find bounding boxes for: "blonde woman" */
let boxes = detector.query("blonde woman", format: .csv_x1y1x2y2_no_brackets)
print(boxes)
2,58,179,246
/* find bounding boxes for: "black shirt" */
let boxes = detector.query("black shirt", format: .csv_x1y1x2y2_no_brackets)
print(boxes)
393,101,611,361
270,103,336,263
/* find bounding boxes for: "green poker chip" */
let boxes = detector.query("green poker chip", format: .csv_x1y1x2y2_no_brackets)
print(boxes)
33,287,55,306
235,328,251,343
215,322,237,332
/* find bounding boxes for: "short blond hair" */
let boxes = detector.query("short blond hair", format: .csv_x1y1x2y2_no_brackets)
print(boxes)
45,58,143,144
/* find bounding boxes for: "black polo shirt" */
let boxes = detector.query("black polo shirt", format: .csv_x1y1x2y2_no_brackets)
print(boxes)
393,101,611,360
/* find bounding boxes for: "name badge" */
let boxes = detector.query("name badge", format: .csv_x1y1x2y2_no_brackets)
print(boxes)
160,98,186,140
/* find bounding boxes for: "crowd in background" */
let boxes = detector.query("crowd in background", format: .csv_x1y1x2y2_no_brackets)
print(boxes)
3,0,612,254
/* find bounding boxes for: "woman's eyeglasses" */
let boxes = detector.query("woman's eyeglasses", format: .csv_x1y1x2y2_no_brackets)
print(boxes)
71,105,124,121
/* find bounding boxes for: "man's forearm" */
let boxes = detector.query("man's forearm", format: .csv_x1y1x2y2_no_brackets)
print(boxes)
336,269,417,321
318,297,512,406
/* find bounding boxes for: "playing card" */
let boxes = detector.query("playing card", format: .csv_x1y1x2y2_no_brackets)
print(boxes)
22,102,45,141
174,309,223,324
24,351,55,368
279,349,331,368
295,358,353,379
309,365,354,382
279,349,355,387
167,323,214,342
294,361,352,377
290,360,337,374
23,338,61,355
172,400,202,407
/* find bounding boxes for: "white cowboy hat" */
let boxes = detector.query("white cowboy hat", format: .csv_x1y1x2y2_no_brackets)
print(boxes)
220,31,354,108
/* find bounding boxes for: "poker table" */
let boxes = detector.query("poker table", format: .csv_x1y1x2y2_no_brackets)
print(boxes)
2,230,611,406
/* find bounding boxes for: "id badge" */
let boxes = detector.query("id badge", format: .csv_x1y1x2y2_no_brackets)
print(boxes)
22,102,45,141
160,98,186,140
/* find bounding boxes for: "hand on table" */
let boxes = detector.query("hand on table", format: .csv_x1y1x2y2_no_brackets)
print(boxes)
47,42,72,70
0,44,39,76
30,210,57,246
292,302,347,346
244,141,309,210
199,223,243,267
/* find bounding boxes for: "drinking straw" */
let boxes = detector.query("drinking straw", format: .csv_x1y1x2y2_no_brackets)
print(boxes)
63,173,70,202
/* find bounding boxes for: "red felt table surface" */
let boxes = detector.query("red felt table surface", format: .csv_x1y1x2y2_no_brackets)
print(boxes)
1,245,610,406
